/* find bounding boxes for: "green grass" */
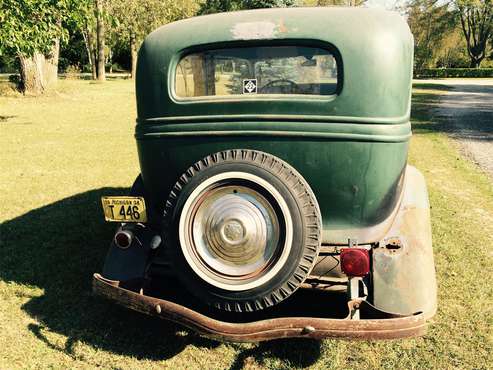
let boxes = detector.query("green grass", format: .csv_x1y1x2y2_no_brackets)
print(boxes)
1,80,492,369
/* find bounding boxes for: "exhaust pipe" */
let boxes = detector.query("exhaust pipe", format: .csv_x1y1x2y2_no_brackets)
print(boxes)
114,230,134,249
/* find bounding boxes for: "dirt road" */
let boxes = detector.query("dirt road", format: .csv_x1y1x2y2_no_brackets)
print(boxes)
416,79,493,179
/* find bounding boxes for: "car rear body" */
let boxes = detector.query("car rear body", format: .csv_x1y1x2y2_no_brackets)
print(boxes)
95,7,437,341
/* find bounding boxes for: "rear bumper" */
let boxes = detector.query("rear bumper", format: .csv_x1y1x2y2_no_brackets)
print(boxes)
93,273,427,342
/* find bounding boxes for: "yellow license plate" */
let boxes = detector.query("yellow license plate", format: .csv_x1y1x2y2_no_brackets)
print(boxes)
101,196,147,223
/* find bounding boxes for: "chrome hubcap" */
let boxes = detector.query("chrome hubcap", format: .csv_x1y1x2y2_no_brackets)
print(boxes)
179,172,293,291
193,188,277,277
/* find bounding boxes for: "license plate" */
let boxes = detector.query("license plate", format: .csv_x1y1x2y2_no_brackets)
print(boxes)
101,196,147,223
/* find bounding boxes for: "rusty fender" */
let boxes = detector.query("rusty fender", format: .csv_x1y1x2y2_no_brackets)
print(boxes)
373,165,438,319
93,273,426,342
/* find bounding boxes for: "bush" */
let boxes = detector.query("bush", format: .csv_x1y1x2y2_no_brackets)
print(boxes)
58,56,70,73
415,68,493,78
109,62,128,73
0,75,20,96
8,74,20,84
81,64,93,73
0,54,19,74
64,65,81,79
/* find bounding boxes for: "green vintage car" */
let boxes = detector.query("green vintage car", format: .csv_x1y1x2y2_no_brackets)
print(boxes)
94,7,437,341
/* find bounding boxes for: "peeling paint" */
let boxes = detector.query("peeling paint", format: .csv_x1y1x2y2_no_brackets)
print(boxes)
278,19,288,33
231,21,277,40
373,166,436,319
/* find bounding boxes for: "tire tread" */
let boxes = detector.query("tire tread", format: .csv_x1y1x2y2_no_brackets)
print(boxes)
163,149,321,312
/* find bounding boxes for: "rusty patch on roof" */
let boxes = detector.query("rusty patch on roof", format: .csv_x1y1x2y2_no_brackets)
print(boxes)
231,21,277,40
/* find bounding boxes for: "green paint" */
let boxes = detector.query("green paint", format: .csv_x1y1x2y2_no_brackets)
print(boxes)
134,8,414,243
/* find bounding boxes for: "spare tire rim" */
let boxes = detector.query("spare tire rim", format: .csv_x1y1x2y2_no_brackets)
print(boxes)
179,172,293,291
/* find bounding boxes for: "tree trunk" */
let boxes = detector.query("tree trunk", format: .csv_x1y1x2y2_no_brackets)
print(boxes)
43,38,60,87
108,48,113,74
96,0,106,81
130,35,138,79
18,53,45,94
92,49,98,79
469,58,482,68
82,27,97,80
18,41,59,95
191,55,205,96
204,54,215,96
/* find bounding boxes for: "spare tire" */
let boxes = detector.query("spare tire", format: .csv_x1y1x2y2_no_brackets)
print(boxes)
164,149,321,312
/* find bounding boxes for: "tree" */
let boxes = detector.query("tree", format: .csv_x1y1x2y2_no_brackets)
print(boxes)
406,0,457,70
0,0,69,94
109,0,198,79
95,0,105,80
71,0,97,79
72,0,109,80
435,28,470,67
455,0,493,67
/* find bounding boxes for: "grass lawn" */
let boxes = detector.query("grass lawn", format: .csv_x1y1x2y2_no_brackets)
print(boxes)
1,79,492,369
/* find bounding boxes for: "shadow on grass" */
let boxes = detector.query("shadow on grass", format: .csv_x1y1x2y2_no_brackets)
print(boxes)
411,90,463,136
411,92,444,132
412,82,454,92
0,188,321,366
411,83,493,141
229,338,321,369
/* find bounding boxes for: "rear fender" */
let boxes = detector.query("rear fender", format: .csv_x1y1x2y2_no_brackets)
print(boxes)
372,165,437,319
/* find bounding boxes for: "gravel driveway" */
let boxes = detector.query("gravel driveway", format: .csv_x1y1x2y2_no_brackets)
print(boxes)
416,79,493,179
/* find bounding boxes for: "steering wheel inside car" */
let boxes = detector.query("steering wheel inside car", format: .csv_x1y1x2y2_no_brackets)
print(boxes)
259,79,301,94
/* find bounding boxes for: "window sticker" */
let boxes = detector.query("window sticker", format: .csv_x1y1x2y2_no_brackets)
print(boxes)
243,79,257,94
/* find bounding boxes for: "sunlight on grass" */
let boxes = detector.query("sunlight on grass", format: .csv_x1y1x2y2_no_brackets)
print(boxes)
1,80,492,369
0,80,139,221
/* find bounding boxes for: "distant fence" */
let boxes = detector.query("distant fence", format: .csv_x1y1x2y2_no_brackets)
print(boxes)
415,68,493,78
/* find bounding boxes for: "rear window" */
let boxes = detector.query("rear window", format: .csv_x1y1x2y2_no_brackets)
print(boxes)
175,46,338,98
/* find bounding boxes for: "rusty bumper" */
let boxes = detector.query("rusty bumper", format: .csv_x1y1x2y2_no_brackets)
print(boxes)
93,273,427,342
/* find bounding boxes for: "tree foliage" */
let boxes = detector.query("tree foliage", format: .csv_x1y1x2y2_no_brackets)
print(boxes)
110,0,197,44
197,0,298,15
302,0,366,6
0,0,77,93
406,0,492,68
0,0,69,57
406,0,459,70
109,0,198,77
2,0,492,93
435,28,470,67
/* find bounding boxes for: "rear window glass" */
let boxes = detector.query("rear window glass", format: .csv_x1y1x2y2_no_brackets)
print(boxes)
175,46,338,98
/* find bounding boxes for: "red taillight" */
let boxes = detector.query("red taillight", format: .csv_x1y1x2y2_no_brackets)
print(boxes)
340,248,370,277
114,230,133,249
